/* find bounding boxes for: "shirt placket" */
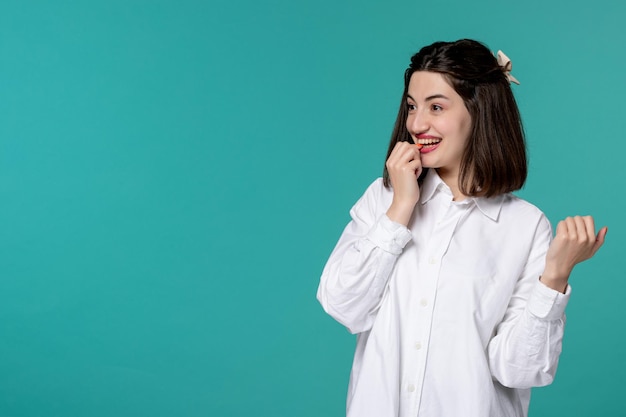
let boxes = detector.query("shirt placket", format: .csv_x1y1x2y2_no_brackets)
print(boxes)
408,197,472,416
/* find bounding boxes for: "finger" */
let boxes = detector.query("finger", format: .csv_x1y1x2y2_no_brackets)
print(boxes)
386,145,422,185
397,146,421,167
407,158,423,177
565,216,580,240
387,143,409,168
389,141,409,156
387,142,404,162
572,216,588,243
390,141,419,163
582,216,596,241
402,142,420,158
555,219,569,238
591,226,608,256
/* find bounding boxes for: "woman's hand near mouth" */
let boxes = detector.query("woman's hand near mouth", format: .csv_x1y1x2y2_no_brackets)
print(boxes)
385,141,423,226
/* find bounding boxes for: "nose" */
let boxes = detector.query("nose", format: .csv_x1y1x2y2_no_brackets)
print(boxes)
406,109,430,134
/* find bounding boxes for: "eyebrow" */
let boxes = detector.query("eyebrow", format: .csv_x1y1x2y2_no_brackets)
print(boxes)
407,93,451,102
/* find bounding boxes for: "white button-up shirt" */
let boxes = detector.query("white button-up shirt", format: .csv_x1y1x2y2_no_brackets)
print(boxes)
317,169,570,417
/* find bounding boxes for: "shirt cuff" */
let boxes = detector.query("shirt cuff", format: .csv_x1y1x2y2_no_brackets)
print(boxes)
365,214,413,255
527,279,571,321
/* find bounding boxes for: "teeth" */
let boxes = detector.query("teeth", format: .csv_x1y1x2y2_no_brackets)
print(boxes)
417,138,441,145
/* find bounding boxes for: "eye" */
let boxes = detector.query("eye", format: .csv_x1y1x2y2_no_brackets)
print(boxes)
431,104,443,112
406,102,416,111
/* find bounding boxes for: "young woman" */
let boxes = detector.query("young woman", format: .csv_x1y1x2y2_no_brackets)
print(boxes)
317,39,607,417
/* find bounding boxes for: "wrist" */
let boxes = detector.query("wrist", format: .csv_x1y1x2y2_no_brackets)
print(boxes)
386,201,415,227
539,273,569,294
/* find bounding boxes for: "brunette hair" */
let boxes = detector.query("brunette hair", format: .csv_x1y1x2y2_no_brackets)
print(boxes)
382,39,527,197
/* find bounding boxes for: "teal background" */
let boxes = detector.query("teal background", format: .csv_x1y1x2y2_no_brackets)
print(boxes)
0,0,623,416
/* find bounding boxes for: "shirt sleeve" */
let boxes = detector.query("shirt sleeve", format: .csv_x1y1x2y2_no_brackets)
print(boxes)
317,179,412,334
487,214,571,389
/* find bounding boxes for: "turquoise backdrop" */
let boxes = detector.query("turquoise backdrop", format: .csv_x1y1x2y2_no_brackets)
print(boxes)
0,0,623,416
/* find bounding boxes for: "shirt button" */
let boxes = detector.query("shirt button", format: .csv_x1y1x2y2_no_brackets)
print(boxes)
428,257,437,264
415,342,422,350
420,298,428,307
408,384,416,393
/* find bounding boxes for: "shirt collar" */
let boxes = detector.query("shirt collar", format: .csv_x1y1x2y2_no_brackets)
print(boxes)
473,193,504,221
419,169,446,204
419,169,504,221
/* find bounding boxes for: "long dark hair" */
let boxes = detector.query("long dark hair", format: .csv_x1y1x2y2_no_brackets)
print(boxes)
383,39,527,198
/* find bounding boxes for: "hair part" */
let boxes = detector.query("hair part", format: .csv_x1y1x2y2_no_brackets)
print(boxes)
383,39,527,198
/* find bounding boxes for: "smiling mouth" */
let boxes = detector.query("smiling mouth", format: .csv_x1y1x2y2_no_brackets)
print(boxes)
416,138,442,147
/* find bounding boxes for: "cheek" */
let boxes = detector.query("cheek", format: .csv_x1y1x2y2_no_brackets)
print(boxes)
454,117,472,144
459,124,471,142
461,113,472,137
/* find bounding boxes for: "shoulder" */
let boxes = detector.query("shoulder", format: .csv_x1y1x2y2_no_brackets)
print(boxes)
500,194,552,233
358,177,391,202
502,194,544,216
351,178,393,216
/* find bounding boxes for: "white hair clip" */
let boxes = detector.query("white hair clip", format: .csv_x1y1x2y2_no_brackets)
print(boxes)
496,50,520,85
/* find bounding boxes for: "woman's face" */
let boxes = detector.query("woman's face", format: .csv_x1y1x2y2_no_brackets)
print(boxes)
405,71,472,183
